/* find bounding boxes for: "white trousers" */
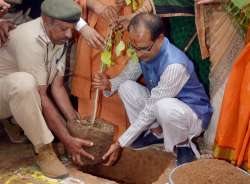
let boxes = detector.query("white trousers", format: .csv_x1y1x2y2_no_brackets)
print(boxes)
0,72,54,147
118,80,203,154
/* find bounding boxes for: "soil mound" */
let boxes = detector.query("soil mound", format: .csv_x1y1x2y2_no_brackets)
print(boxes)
68,119,114,165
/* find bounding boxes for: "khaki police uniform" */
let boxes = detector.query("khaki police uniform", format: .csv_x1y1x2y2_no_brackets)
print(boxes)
0,17,66,148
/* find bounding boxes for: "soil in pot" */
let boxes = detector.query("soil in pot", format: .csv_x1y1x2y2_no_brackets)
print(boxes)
67,119,115,166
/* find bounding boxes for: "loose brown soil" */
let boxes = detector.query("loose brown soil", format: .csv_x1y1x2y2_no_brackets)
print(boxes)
170,159,250,184
67,119,114,165
82,147,175,184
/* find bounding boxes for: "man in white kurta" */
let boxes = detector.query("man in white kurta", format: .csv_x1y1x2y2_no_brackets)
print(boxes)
94,13,212,166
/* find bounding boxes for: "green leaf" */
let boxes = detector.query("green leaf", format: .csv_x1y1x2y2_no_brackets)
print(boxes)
232,0,250,9
126,47,139,63
243,5,250,18
101,50,112,67
115,40,125,56
106,38,112,50
131,53,139,63
125,0,131,5
126,47,134,57
132,0,139,11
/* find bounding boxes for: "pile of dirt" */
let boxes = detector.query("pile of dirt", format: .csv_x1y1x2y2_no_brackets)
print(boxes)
170,159,250,184
67,119,114,165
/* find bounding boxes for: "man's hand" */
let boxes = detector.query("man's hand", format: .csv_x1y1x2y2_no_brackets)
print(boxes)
38,84,93,166
0,0,10,8
0,0,10,17
80,25,105,49
102,142,122,166
0,20,16,47
196,0,222,4
0,0,10,10
92,73,111,91
65,136,95,166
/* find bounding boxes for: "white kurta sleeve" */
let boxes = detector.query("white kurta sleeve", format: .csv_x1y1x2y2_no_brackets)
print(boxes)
103,61,142,96
118,64,190,147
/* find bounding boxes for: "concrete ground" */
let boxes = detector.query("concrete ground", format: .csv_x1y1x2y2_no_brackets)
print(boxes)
0,128,118,184
0,127,176,184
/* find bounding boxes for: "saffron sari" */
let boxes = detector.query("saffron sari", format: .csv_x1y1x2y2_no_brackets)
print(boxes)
213,42,250,171
72,0,137,139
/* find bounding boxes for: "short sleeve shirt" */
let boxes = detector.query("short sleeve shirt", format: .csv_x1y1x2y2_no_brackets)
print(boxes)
0,17,66,86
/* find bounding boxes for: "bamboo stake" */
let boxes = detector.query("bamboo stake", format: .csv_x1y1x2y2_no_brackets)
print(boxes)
184,32,197,53
90,27,114,125
90,64,104,125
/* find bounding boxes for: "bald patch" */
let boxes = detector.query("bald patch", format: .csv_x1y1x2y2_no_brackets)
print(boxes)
130,25,151,39
128,13,164,41
129,26,152,48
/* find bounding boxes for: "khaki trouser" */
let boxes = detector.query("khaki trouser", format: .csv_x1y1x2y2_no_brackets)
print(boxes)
0,72,54,147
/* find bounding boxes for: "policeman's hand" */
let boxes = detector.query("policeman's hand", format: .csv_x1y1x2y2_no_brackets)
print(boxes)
80,25,105,49
65,136,94,166
92,73,111,91
102,142,122,166
196,0,221,4
99,5,119,26
116,0,126,7
0,20,16,47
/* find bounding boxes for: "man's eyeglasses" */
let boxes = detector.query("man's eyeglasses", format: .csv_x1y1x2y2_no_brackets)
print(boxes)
129,41,155,52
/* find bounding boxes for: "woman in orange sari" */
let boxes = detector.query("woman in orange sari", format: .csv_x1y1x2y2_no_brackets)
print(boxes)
72,0,147,141
213,36,250,171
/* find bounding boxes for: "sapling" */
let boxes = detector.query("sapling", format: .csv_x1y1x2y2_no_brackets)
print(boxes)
90,24,138,125
68,23,138,166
